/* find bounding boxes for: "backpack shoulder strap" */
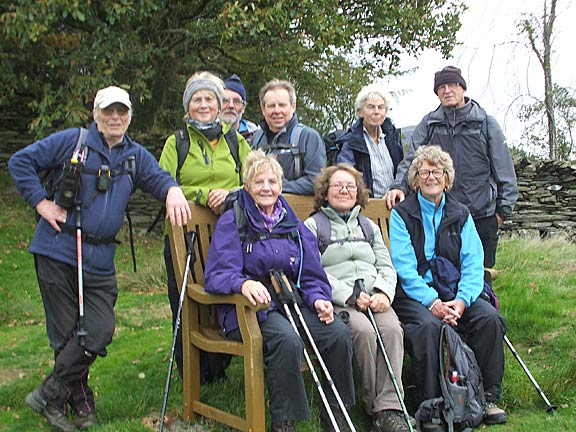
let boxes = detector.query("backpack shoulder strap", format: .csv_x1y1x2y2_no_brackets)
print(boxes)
77,127,89,150
251,128,265,149
224,128,242,185
439,325,456,432
174,129,190,185
357,214,375,246
289,123,306,178
311,211,332,254
233,200,249,243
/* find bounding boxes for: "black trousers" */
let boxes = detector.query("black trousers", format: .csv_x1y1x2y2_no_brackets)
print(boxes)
473,214,499,268
393,292,506,407
34,254,117,414
228,307,355,422
164,236,230,383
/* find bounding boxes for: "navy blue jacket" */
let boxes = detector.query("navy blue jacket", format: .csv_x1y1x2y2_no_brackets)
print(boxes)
337,117,403,197
9,122,178,275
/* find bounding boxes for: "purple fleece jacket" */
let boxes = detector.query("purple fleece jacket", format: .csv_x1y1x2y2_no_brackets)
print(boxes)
204,189,332,334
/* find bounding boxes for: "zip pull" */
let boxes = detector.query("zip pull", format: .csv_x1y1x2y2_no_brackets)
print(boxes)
451,371,458,383
198,140,209,165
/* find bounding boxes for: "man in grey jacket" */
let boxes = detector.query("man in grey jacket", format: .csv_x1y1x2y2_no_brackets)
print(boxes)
251,79,326,195
386,66,517,268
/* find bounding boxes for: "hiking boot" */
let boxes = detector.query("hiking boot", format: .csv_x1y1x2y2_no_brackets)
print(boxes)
484,402,507,425
25,388,75,432
372,409,410,432
320,404,350,432
74,411,97,429
269,420,296,432
422,421,444,432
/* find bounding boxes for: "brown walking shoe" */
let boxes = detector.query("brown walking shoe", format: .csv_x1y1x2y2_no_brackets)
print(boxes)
372,409,410,432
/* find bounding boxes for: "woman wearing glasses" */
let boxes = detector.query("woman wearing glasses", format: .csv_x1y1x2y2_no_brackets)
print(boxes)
389,146,507,432
304,164,410,432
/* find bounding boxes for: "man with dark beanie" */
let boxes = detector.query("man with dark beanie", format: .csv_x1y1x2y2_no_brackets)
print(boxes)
222,74,259,141
386,66,517,269
385,66,515,430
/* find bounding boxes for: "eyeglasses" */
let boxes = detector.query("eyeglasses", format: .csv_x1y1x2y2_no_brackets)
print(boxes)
437,83,460,93
222,97,245,108
329,183,357,192
417,169,445,180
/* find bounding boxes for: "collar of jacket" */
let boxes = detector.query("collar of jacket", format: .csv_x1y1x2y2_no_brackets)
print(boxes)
237,188,299,234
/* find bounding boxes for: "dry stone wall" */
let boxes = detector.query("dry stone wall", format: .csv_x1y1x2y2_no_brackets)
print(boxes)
2,131,575,239
502,158,576,240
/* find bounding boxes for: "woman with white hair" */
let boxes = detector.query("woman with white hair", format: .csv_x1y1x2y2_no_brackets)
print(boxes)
337,83,403,198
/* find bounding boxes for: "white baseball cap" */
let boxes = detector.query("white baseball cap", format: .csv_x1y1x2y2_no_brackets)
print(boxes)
93,86,132,110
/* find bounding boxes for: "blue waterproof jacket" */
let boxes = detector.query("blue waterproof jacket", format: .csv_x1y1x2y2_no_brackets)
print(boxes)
9,122,178,275
204,188,332,334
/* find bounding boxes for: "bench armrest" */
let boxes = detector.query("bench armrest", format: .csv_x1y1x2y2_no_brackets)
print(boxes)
187,282,270,312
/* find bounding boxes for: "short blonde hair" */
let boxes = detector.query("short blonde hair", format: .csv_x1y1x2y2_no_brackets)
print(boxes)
243,149,284,186
312,164,370,211
407,145,455,192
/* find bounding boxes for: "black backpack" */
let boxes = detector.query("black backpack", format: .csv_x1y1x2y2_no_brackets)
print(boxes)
173,127,242,186
415,324,486,432
310,210,375,254
323,129,345,166
147,127,242,233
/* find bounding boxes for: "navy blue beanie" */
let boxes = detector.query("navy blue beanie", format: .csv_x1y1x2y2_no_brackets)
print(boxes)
224,74,247,102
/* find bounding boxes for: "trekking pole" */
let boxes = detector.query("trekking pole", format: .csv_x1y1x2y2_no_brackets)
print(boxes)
75,201,88,347
354,280,414,432
276,271,356,432
269,271,340,432
159,230,196,432
504,335,557,413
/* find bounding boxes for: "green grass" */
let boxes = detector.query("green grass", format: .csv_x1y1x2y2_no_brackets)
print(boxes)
1,179,575,431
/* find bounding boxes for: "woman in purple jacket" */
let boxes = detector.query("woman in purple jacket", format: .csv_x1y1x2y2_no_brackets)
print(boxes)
205,150,354,432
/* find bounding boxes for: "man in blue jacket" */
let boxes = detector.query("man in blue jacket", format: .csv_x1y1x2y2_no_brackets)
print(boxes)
9,86,190,431
250,79,326,195
386,66,518,268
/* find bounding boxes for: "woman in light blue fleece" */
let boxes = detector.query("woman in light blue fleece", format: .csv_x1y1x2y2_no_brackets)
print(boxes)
389,145,507,432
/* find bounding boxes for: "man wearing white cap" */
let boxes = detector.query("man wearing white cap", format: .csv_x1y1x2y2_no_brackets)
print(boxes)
9,86,190,431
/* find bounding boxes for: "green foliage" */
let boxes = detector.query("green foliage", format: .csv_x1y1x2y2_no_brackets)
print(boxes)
518,84,576,160
1,0,465,138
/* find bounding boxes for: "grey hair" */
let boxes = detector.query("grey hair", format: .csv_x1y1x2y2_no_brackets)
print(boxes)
407,145,455,192
354,83,389,114
259,79,297,107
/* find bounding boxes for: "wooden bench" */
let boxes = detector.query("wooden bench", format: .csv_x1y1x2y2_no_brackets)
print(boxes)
167,194,391,431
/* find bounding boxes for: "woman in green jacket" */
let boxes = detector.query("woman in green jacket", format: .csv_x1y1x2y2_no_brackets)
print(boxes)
159,71,251,381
